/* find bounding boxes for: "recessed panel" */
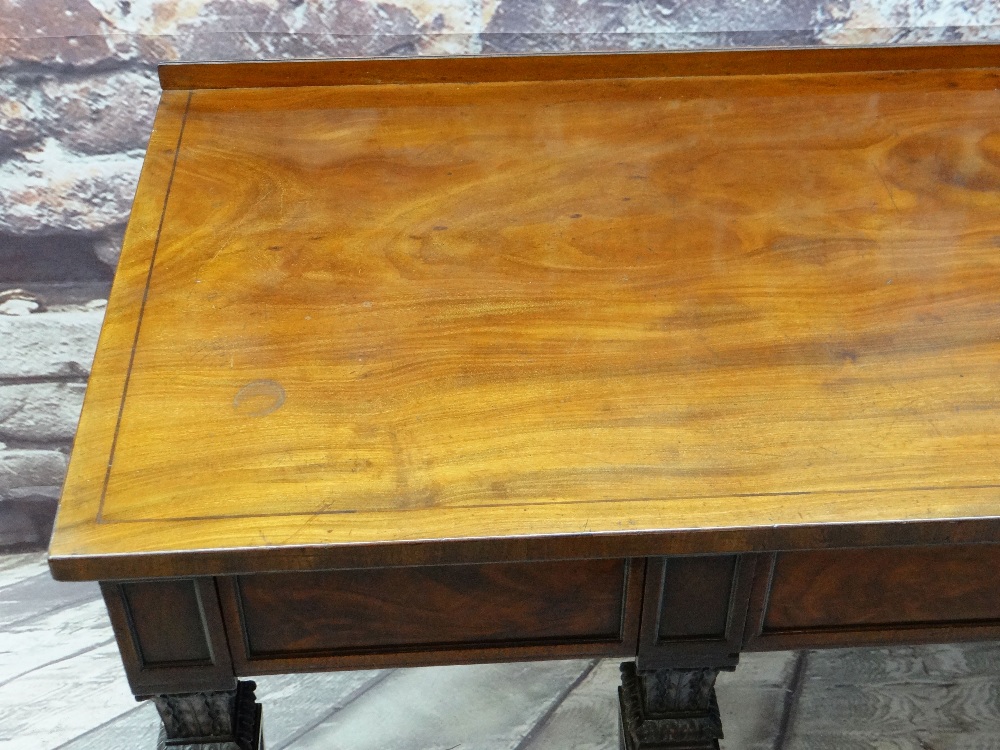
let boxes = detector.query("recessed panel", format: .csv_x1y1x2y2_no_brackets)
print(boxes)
122,580,211,666
764,545,1000,632
657,556,737,641
235,559,630,658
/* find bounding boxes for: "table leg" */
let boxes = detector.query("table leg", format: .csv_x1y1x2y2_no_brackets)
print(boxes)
152,680,263,749
618,662,725,749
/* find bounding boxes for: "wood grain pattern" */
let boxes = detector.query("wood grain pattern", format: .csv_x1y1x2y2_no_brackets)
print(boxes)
50,49,1000,580
220,558,642,672
768,545,1000,629
49,88,194,581
158,44,1000,90
120,580,212,666
638,555,756,670
101,578,235,694
237,560,630,654
745,545,1000,651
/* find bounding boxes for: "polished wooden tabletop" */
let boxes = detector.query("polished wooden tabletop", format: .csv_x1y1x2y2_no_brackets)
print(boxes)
50,45,1000,580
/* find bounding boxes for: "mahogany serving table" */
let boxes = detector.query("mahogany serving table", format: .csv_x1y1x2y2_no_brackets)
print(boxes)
49,44,1000,749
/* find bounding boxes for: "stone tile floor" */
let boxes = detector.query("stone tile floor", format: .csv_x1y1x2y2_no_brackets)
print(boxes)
2,551,999,750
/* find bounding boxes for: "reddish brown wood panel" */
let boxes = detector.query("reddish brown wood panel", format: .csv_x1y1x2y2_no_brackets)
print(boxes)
159,44,1000,90
121,580,212,665
220,558,643,672
638,555,756,669
745,545,1000,650
657,556,737,640
100,578,235,695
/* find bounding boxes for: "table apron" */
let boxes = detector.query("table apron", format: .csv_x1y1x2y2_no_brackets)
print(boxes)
99,543,1000,695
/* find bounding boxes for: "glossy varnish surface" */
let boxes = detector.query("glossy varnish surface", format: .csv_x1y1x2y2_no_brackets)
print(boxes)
50,49,1000,579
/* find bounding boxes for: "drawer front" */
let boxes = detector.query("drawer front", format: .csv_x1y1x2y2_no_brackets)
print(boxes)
745,544,1000,650
221,558,643,672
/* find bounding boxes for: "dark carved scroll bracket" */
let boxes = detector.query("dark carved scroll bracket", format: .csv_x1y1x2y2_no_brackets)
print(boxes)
153,680,262,750
619,662,729,750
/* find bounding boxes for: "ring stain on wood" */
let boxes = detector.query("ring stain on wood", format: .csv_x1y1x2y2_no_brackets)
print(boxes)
232,379,286,418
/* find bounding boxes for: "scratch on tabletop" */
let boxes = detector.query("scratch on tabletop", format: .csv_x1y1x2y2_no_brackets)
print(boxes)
278,498,338,546
873,166,899,212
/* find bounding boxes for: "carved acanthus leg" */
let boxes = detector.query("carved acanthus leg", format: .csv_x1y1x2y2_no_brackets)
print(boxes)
153,680,263,749
618,662,727,749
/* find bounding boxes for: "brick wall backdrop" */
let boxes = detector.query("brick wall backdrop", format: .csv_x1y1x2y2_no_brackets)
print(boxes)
1,0,999,551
